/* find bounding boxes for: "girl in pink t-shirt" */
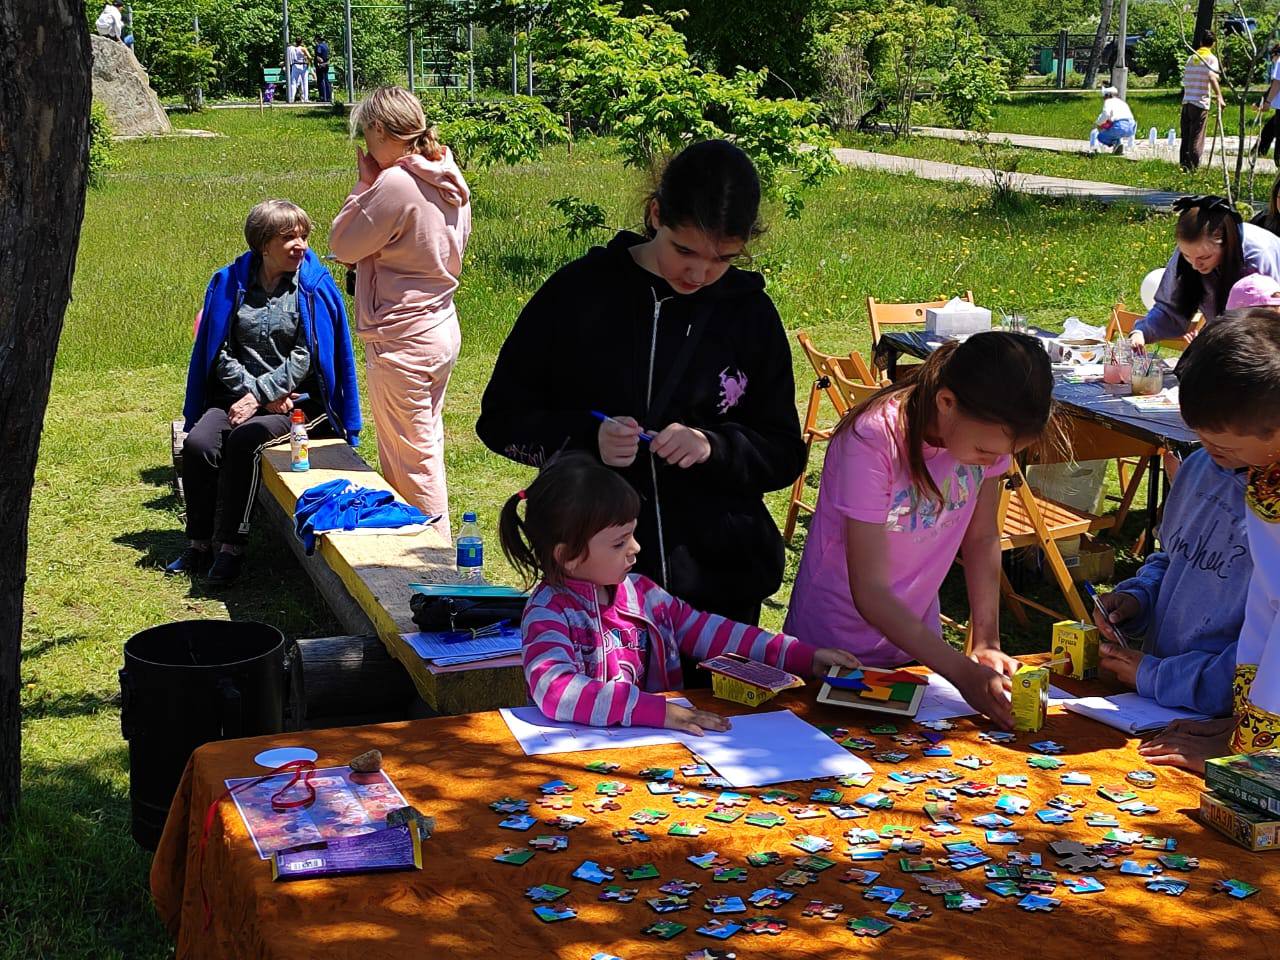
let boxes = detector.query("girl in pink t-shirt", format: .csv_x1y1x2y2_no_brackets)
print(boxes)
500,453,858,734
784,332,1057,727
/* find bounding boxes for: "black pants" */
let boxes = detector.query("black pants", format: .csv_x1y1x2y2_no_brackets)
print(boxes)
1180,103,1209,171
183,405,324,545
1261,111,1280,164
316,66,331,102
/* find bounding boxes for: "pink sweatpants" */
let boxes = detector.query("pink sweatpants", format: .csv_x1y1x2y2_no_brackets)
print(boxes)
363,316,462,538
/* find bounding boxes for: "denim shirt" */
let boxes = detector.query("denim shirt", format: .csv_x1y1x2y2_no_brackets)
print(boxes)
214,262,313,404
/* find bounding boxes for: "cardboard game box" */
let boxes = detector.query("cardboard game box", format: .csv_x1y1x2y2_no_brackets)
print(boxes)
700,653,804,707
1205,749,1280,817
816,666,928,717
1199,790,1280,851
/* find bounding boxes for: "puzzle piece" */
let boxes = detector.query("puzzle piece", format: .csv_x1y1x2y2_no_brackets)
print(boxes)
925,787,959,802
573,861,616,884
794,854,836,873
748,887,794,908
1120,860,1162,877
777,868,819,887
985,831,1022,846
1157,854,1199,872
745,851,782,868
703,895,747,915
585,760,620,774
495,847,535,866
894,733,928,746
673,792,713,808
642,920,686,940
1117,800,1160,816
845,827,881,845
809,787,844,805
973,813,1014,829
758,790,799,805
956,781,999,798
1006,852,1042,867
828,805,867,820
926,768,963,783
526,883,570,902
670,821,709,838
873,751,911,764
841,868,882,885
889,771,928,785
647,781,680,796
978,730,1017,744
532,904,576,922
924,801,961,823
1084,811,1119,828
612,829,650,845
985,880,1021,898
499,814,537,831
1017,894,1061,912
855,792,894,810
918,876,963,895
631,808,669,824
802,900,845,920
1035,809,1073,825
1215,879,1260,900
700,776,732,790
787,804,827,820
544,814,587,831
945,891,989,912
848,916,894,937
791,834,834,854
996,794,1032,815
539,779,577,795
997,774,1028,789
1030,740,1064,754
639,767,675,781
716,791,750,807
595,780,632,797
742,916,788,936
920,719,956,731
899,857,935,873
1098,785,1138,804
889,839,925,855
955,755,992,770
529,834,570,851
706,806,743,825
1057,853,1111,873
863,885,905,903
745,812,786,829
537,794,575,810
1061,771,1092,785
880,781,917,797
1142,837,1177,851
689,851,731,870
847,849,887,861
1063,876,1105,894
869,723,898,734
585,798,621,814
1089,841,1132,858
1047,793,1086,812
1146,877,1189,896
879,823,914,839
1103,828,1144,845
885,900,932,921
694,919,743,941
490,797,529,813
712,866,748,883
944,853,992,871
1027,756,1065,770
659,879,703,897
841,738,878,752
680,762,712,778
599,884,640,902
921,822,962,837
837,771,875,787
623,863,660,881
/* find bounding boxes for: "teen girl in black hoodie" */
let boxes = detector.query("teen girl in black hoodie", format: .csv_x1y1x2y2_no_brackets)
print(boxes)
477,140,805,628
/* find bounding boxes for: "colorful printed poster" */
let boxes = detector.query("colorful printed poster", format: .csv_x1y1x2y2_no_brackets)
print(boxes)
225,766,408,858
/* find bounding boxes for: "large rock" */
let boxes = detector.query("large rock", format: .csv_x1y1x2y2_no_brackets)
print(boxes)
90,34,171,137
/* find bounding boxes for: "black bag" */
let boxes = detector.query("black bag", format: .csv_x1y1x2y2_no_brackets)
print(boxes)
409,592,528,633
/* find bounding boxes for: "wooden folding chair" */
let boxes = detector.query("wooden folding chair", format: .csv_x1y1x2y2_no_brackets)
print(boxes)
785,332,878,542
867,291,974,382
996,462,1115,624
1105,302,1203,351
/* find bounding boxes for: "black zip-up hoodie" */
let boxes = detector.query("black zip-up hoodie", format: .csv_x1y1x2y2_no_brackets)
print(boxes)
476,230,806,618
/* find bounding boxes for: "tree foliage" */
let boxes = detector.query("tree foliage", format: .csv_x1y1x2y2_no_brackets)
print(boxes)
938,31,1006,131
433,94,569,166
88,100,116,186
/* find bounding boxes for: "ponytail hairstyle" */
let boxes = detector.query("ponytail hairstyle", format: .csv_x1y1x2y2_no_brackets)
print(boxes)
499,452,642,588
1171,196,1246,321
643,139,763,243
837,331,1058,503
349,85,444,161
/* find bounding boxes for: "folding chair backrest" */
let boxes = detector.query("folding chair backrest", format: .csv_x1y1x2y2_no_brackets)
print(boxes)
1106,302,1201,351
827,366,880,410
796,331,877,419
867,292,974,378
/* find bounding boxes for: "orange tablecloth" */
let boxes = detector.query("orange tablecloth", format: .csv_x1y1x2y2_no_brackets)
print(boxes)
151,682,1280,960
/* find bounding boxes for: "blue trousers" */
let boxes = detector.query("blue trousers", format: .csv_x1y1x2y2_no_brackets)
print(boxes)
1097,119,1136,146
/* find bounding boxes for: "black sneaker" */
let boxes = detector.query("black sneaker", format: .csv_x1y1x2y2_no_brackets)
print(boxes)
165,546,211,577
204,551,245,586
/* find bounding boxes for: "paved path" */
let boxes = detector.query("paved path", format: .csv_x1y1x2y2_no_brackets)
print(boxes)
833,147,1185,208
912,125,1273,173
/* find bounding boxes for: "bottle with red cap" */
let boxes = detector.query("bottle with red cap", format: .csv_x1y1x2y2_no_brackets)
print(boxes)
290,408,310,472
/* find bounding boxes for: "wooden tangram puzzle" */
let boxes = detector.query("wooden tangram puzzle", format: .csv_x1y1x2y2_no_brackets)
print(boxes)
818,666,929,717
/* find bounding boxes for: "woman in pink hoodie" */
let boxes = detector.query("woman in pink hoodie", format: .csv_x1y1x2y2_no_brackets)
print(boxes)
329,85,471,535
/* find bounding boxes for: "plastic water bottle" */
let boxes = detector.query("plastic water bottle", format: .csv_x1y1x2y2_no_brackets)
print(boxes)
456,511,484,583
1148,127,1158,149
289,409,309,472
1167,128,1177,151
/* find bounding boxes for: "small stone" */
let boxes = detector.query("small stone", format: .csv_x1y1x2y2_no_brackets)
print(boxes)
350,749,383,773
386,804,434,839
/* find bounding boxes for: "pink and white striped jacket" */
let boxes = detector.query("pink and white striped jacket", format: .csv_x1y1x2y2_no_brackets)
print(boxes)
522,574,817,728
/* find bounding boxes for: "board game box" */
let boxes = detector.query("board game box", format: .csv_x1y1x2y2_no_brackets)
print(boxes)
1199,790,1280,851
816,665,927,717
1205,749,1280,817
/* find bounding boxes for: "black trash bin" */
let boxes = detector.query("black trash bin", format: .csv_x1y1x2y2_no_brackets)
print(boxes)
120,620,303,850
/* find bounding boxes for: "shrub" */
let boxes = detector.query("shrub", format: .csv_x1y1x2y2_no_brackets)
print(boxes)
88,100,116,187
938,33,1007,130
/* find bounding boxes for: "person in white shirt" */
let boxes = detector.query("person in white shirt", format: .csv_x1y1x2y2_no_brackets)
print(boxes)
95,1,124,42
1180,30,1225,171
286,42,310,103
1094,86,1137,153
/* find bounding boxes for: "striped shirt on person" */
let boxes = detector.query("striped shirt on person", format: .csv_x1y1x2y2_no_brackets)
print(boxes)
1183,49,1220,109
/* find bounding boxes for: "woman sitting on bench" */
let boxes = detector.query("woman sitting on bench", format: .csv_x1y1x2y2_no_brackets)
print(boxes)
169,199,362,584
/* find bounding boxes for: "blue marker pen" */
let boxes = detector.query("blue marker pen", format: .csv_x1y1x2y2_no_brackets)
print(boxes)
1082,580,1129,648
590,410,653,443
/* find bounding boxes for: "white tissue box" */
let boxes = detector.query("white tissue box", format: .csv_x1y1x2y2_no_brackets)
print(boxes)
925,299,992,337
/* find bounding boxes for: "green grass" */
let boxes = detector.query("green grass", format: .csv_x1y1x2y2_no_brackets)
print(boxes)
989,90,1259,140
3,106,1174,957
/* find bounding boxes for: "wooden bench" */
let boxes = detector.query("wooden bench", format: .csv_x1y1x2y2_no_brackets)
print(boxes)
250,436,529,716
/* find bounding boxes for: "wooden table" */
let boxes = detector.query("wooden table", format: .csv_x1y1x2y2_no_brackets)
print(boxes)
151,678,1279,960
256,438,527,715
874,330,1201,552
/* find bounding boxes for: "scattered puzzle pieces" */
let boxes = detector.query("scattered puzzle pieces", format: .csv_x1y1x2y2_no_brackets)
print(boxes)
529,835,570,851
540,779,577,795
801,900,845,920
670,821,709,838
600,885,640,903
612,829,650,845
689,851,730,870
1146,878,1188,896
704,896,747,915
748,887,794,909
585,798,621,814
1063,876,1105,895
742,916,788,936
659,880,703,897
1017,894,1061,912
526,883,570,902
945,891,988,912
495,847,535,866
533,904,576,922
573,861,616,884
642,920,686,940
1215,879,1260,900
886,900,932,921
631,808,670,824
848,916,893,937
863,885,905,904
623,863,660,881
490,797,529,814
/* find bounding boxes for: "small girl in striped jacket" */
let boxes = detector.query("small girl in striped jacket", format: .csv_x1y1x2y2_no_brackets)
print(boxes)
499,453,859,735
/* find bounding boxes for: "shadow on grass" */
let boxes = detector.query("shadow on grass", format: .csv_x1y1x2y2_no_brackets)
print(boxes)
0,751,170,960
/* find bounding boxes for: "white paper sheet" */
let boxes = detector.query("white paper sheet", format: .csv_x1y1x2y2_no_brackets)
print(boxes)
1061,692,1211,735
914,673,1075,724
671,710,873,788
499,700,693,756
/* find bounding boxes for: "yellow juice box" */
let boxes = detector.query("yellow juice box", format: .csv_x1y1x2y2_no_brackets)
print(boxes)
1011,664,1049,732
1051,620,1099,681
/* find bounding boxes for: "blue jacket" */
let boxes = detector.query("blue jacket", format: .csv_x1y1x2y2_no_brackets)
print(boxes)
293,478,433,554
183,248,362,444
1114,450,1250,716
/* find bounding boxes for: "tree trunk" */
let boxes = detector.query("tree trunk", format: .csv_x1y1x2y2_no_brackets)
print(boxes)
1084,0,1116,89
0,1,91,822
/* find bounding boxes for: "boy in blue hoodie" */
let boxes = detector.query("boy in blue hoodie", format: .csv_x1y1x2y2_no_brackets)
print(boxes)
1092,448,1249,716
